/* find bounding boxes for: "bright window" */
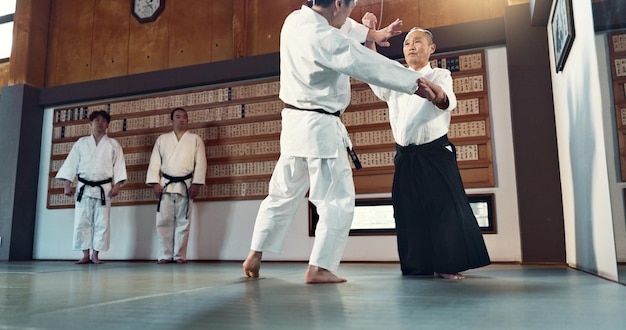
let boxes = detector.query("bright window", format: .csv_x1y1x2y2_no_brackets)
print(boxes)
0,0,16,61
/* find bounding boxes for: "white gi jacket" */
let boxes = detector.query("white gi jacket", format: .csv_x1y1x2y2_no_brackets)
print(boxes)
55,135,127,199
279,6,423,158
145,131,207,195
369,63,457,146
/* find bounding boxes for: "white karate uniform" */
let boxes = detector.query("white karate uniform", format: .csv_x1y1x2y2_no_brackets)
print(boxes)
55,135,127,251
146,131,207,261
249,6,423,271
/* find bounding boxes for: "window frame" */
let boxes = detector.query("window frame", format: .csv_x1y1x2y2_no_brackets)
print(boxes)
0,13,15,62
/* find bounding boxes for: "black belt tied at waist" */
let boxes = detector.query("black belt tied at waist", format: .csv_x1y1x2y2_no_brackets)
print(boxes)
158,172,194,215
395,135,451,154
284,103,341,117
284,103,361,169
77,176,113,205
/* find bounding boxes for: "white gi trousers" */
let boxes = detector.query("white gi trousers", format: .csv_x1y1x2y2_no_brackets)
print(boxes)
250,152,355,272
73,196,110,251
156,193,192,261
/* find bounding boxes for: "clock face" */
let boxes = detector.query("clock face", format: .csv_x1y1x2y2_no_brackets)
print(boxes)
133,0,164,23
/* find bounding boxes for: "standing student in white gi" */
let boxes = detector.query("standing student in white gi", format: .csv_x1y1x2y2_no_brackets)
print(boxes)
146,107,207,264
362,22,491,279
242,0,429,284
56,110,127,264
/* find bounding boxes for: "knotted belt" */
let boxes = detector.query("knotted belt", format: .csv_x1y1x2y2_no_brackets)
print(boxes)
284,103,341,117
283,103,361,169
157,172,194,216
77,176,113,205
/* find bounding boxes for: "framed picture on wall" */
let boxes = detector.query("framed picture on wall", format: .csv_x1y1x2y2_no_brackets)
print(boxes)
551,0,575,73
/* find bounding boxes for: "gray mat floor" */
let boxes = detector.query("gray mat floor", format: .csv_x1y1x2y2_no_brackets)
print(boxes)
1,261,625,329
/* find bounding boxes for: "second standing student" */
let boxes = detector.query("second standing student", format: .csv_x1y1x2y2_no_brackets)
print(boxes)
146,107,207,264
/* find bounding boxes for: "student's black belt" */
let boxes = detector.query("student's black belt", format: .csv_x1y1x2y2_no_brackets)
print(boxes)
77,176,113,205
158,173,194,216
284,103,341,117
284,104,361,169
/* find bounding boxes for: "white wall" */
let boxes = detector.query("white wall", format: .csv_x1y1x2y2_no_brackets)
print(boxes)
547,0,618,280
596,33,626,263
33,46,522,264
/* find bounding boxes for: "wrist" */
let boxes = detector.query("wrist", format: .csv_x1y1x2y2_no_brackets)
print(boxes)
434,94,448,108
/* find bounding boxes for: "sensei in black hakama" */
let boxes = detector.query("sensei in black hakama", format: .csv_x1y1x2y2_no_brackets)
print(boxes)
363,23,491,279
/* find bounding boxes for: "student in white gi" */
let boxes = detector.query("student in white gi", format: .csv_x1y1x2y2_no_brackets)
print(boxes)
56,110,127,264
243,0,428,284
362,23,491,279
146,107,207,264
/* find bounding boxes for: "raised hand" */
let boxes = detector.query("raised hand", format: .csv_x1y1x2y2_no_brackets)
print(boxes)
365,15,403,48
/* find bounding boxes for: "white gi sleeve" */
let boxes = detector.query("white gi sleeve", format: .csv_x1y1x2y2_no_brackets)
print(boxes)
192,136,207,185
146,136,163,184
112,139,128,185
55,142,79,181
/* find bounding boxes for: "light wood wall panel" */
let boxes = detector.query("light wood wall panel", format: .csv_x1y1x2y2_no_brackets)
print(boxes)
168,0,212,68
0,62,9,91
352,0,420,28
354,0,507,30
245,0,304,57
211,1,236,62
42,0,513,86
128,6,169,75
128,16,169,74
233,0,246,58
46,0,95,85
415,0,507,28
90,0,130,80
9,0,50,87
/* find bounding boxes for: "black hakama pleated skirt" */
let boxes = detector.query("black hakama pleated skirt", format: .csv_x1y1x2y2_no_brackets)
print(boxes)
393,135,491,275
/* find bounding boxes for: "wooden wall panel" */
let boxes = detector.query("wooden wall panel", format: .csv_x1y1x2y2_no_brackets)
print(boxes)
211,1,236,61
40,0,513,86
46,0,95,85
246,0,302,56
361,0,422,28
233,0,246,58
0,62,9,90
9,0,50,87
352,0,420,28
168,0,212,69
489,0,508,18
128,2,169,75
417,0,497,28
90,0,130,80
352,0,507,30
44,3,60,87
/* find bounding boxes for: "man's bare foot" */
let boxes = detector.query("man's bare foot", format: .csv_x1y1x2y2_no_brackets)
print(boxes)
434,272,465,280
243,250,262,278
305,265,347,284
91,252,103,264
157,259,171,264
175,259,187,264
75,257,91,264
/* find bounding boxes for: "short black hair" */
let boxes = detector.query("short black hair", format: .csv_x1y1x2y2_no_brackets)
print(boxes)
170,107,187,120
307,0,355,8
89,110,110,123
